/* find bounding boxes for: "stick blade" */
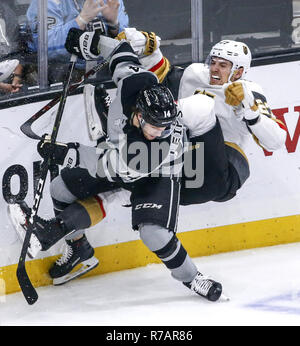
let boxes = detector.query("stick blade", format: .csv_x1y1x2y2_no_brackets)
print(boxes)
16,265,38,305
20,121,42,140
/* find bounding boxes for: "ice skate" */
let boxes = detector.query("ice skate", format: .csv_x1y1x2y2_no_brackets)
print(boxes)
7,202,42,258
8,201,69,258
84,83,111,141
49,235,99,286
183,271,223,302
0,59,19,82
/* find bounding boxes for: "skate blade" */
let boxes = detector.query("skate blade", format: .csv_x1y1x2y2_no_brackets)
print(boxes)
7,204,41,259
220,293,230,302
52,257,99,286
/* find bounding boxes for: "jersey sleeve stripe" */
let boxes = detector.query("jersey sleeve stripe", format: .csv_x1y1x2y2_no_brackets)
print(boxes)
109,42,140,74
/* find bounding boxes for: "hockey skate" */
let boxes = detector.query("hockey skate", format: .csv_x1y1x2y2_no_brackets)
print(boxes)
49,235,99,286
8,201,69,258
83,83,111,141
7,202,42,258
183,271,223,302
0,59,19,82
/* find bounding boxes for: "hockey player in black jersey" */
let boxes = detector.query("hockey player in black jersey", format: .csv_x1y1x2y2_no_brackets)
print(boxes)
9,31,223,302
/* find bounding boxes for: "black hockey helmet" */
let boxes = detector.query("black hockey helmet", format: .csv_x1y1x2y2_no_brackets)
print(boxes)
136,84,178,128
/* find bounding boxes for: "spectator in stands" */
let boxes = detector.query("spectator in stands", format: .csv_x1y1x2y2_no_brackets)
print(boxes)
0,1,24,94
26,0,129,83
0,59,23,93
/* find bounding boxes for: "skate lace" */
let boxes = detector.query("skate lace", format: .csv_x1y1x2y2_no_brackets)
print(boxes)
191,274,213,296
56,244,73,266
104,95,111,108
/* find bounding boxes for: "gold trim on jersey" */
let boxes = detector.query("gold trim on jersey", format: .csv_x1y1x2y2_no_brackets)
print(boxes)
224,141,248,162
194,89,216,99
154,57,171,83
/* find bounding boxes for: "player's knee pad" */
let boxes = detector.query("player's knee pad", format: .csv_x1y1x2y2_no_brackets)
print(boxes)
59,195,106,231
50,175,77,204
50,175,78,216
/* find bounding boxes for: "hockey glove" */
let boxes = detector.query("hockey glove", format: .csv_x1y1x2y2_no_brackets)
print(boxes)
116,28,160,56
37,134,78,166
224,82,258,110
116,28,170,82
65,28,102,60
224,81,260,122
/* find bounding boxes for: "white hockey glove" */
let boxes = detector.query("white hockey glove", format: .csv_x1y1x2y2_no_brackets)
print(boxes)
116,28,161,56
116,28,170,82
224,81,260,121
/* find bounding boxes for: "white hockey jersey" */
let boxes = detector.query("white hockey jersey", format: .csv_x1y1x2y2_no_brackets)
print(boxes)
178,63,286,153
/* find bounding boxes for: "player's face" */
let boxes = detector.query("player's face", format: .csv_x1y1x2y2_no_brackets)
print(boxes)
209,57,233,85
137,114,166,140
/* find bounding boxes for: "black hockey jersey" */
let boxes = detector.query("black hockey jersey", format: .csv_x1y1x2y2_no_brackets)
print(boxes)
96,42,186,184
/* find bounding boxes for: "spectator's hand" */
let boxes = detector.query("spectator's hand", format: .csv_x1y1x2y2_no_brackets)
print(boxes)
11,80,23,93
0,82,23,93
99,0,120,25
11,72,23,93
80,0,103,24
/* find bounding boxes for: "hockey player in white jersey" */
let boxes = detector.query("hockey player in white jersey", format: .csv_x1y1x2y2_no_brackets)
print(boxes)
9,31,223,302
82,29,287,204
177,39,287,204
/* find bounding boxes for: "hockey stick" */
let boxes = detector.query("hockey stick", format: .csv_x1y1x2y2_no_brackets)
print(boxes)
16,54,78,305
20,58,110,140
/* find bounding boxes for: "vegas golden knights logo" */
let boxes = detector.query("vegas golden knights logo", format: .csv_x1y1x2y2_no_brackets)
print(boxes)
243,45,248,55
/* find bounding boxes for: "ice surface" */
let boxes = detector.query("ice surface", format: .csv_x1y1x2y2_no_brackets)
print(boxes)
1,242,300,326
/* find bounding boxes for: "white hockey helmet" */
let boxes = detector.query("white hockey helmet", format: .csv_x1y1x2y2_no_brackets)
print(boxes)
208,40,252,80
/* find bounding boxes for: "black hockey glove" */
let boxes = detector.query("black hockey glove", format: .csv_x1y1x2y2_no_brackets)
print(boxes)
65,27,103,60
37,134,78,166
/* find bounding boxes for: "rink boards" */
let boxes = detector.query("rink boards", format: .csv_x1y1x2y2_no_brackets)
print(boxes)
1,60,300,296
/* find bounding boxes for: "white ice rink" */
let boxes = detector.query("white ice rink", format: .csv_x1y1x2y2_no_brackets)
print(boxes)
2,242,300,327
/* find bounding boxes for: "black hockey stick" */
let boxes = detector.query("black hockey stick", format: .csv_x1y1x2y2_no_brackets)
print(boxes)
20,58,110,140
16,54,78,305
